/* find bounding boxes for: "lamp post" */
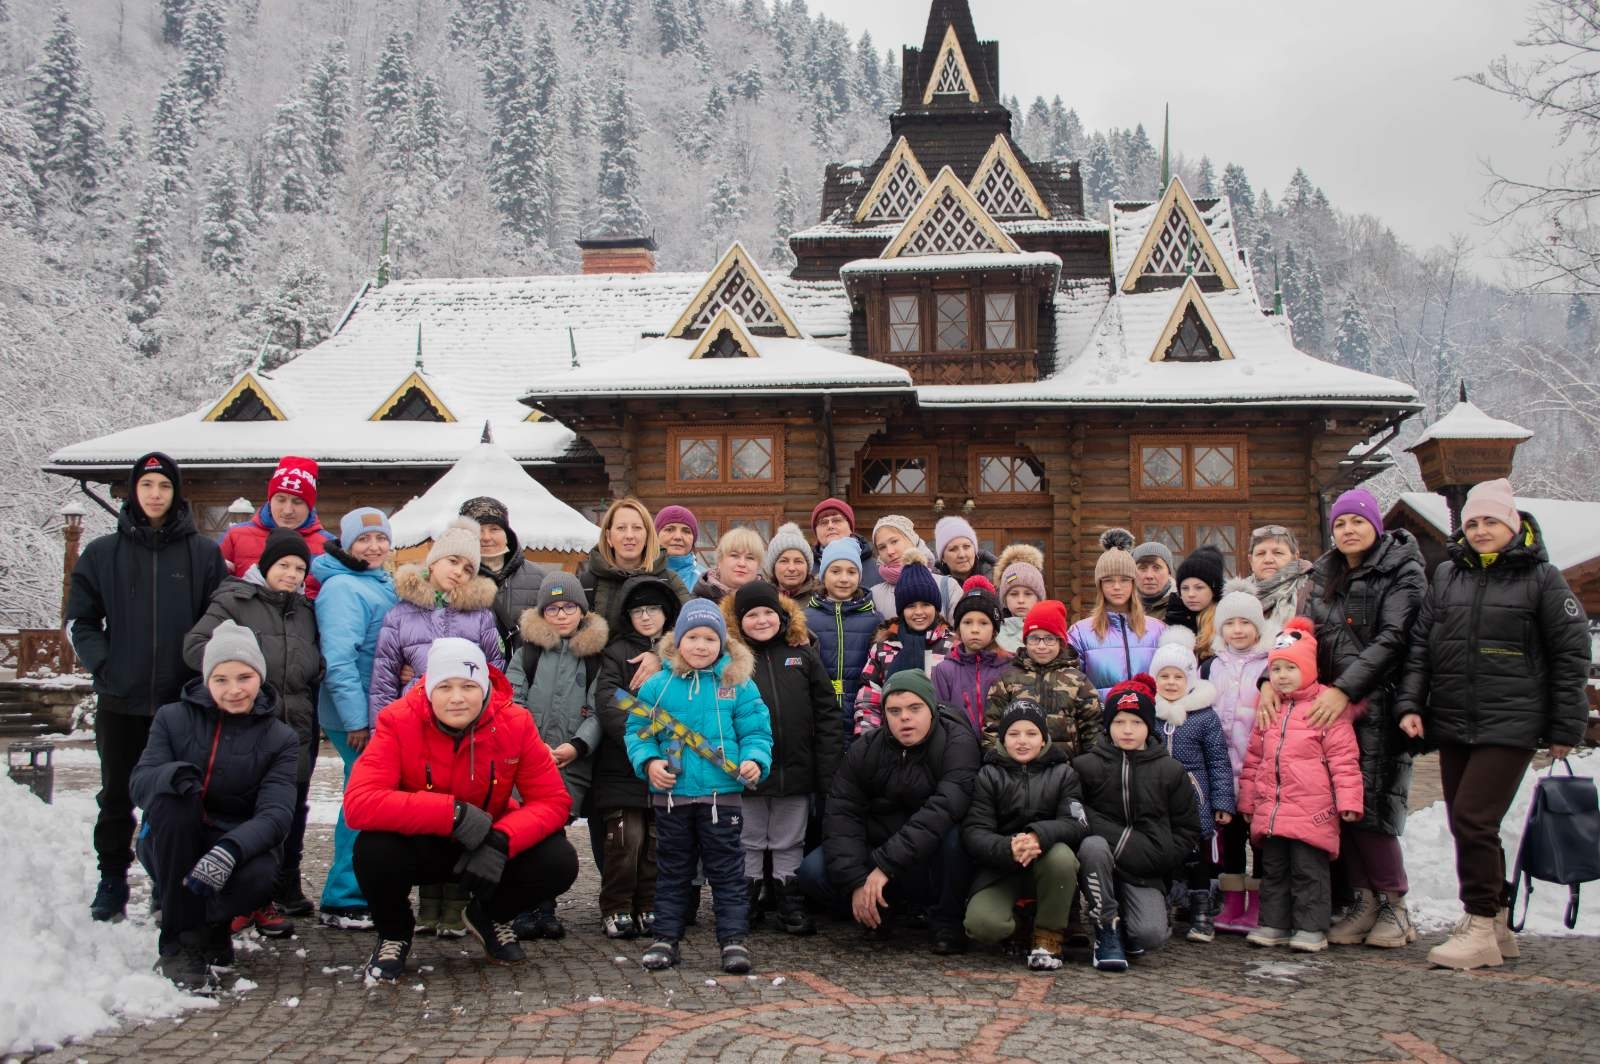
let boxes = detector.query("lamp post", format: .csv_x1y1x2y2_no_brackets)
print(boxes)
59,501,86,674
1405,383,1532,534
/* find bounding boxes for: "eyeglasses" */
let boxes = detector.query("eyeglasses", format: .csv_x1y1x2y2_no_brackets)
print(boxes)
1024,633,1061,646
543,602,582,617
628,605,666,619
1251,525,1291,539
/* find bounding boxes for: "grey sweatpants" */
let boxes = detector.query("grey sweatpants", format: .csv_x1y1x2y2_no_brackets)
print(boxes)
740,795,810,878
1076,835,1172,952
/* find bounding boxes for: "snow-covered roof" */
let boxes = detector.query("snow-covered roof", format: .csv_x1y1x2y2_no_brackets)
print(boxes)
1393,492,1600,572
918,283,1419,408
790,216,1108,243
1409,400,1533,447
1110,191,1259,305
388,442,599,553
840,251,1062,279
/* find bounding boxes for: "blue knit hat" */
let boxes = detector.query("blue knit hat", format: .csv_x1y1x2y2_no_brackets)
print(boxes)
894,555,942,617
674,597,728,644
340,507,393,550
819,536,862,576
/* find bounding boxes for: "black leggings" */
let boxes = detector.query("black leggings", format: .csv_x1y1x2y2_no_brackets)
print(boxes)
1219,815,1257,878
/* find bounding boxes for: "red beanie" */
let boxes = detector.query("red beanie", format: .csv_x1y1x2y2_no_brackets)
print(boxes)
1268,616,1319,687
1022,599,1069,643
268,455,319,509
810,498,855,532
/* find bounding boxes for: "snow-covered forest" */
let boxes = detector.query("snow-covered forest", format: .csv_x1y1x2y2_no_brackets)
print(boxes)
0,0,1592,627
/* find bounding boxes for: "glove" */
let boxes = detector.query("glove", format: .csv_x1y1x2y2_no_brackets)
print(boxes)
183,843,237,897
452,830,510,895
170,764,202,798
451,800,493,851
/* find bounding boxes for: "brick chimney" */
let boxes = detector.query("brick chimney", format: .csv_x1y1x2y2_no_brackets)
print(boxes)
575,234,658,275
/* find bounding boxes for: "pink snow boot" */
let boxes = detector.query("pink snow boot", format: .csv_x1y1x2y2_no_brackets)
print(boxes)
1215,874,1260,934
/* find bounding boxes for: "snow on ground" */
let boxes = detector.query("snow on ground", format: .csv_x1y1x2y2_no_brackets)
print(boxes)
0,777,213,1056
1403,748,1600,936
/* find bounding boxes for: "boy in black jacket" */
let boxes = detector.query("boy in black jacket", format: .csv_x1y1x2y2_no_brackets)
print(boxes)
962,697,1089,971
1072,675,1201,972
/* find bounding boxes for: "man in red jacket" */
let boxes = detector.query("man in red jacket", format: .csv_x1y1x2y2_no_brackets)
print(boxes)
345,637,578,981
219,456,336,599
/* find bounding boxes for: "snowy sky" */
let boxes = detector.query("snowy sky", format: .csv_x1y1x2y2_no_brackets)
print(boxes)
809,0,1561,278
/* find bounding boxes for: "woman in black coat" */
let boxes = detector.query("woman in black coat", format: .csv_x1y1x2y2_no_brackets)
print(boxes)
1286,490,1426,950
1396,480,1592,971
131,621,299,993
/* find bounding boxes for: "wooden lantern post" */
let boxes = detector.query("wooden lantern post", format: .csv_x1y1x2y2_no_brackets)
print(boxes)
58,500,86,674
1405,383,1532,535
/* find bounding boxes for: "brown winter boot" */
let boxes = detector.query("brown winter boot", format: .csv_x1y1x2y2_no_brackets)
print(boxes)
1328,889,1377,945
1363,892,1411,949
1027,927,1064,971
1427,913,1503,970
1493,908,1519,959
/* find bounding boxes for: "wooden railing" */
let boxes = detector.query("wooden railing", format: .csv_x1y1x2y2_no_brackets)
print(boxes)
0,630,75,676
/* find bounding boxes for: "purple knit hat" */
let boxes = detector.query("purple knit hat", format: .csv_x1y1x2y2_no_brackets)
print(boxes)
654,504,699,539
1329,488,1383,537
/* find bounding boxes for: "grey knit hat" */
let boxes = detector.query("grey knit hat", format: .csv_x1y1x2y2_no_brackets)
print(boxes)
537,570,589,614
1131,541,1174,572
202,620,268,682
763,522,813,580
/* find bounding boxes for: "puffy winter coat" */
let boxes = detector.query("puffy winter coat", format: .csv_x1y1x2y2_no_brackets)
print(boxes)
853,619,956,735
723,595,844,798
961,745,1090,897
1238,682,1364,858
480,532,552,654
1154,679,1235,837
592,576,682,812
824,706,981,892
344,668,572,857
66,501,227,717
933,645,1013,735
184,572,324,780
507,609,609,808
311,545,397,734
805,591,882,737
131,678,298,862
368,565,505,721
1067,613,1169,698
1071,734,1201,889
578,547,691,639
811,531,880,588
220,505,336,599
1397,515,1592,751
983,648,1102,757
1301,530,1426,836
1203,642,1270,778
626,634,773,801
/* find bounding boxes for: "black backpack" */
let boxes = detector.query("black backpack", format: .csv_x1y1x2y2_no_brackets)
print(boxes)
1509,759,1600,931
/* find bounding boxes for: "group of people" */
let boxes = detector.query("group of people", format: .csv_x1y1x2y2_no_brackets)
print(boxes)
65,451,1591,992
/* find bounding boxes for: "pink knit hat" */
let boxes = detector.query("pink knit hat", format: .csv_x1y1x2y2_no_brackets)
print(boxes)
1461,478,1520,532
1267,616,1319,687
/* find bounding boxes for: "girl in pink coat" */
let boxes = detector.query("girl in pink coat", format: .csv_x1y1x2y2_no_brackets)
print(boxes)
1237,617,1362,953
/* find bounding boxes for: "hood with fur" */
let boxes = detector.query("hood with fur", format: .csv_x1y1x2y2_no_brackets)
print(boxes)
394,563,497,612
517,607,610,657
721,592,812,649
1154,678,1218,728
656,629,756,687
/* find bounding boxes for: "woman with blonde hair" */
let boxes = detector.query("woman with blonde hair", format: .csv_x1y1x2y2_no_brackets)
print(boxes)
578,498,692,636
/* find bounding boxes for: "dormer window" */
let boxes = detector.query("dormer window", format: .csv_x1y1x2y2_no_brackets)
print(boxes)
1164,304,1220,362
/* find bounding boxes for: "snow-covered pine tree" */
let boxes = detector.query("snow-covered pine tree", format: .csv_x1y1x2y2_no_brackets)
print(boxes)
1282,167,1317,214
1566,292,1592,346
24,10,105,195
610,0,634,46
200,152,255,275
653,0,684,55
304,42,351,187
732,64,765,102
0,106,43,223
148,78,195,190
1292,247,1327,351
593,79,649,237
1082,133,1122,210
1124,122,1157,197
268,93,318,213
1332,295,1373,372
1052,103,1083,159
366,31,416,176
485,47,553,256
705,172,744,248
857,31,882,111
252,251,333,368
1195,155,1216,195
1021,97,1051,159
770,163,797,268
160,0,189,46
413,74,451,185
809,106,831,152
124,179,171,355
690,84,728,160
530,23,561,116
178,0,228,111
739,0,767,28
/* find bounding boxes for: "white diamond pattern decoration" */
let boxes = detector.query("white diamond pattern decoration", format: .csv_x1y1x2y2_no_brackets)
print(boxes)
1140,446,1184,489
1144,206,1218,276
677,438,719,481
1193,446,1237,488
901,188,1005,257
888,294,921,352
863,157,929,223
688,263,784,331
933,48,970,96
973,159,1040,219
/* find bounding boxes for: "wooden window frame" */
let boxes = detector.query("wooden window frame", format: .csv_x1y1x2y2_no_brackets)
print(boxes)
887,292,922,353
1133,510,1251,575
853,446,937,501
971,449,1047,499
1129,434,1249,502
666,425,786,495
873,284,1029,359
690,506,786,568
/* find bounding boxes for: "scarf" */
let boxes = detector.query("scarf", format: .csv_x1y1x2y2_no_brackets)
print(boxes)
1252,559,1312,620
887,620,929,678
878,561,904,585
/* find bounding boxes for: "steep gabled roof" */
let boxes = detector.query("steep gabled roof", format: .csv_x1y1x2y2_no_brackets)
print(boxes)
854,137,932,224
921,23,980,104
881,166,1021,258
1114,177,1240,292
666,243,802,338
969,135,1050,220
1149,278,1234,362
371,370,458,422
204,371,289,422
687,308,761,360
902,0,998,108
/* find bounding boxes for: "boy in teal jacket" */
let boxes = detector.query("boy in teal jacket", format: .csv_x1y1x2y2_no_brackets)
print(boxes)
626,599,772,974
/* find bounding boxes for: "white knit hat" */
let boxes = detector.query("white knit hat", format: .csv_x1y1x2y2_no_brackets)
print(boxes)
426,516,482,570
1150,626,1199,688
871,514,918,547
424,637,489,697
1212,577,1269,651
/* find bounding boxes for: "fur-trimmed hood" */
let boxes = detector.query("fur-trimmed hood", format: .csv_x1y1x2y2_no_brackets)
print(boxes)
1155,678,1218,728
720,592,812,649
517,607,610,657
655,629,756,687
394,563,498,612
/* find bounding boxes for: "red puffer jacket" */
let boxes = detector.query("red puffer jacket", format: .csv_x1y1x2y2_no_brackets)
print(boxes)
1237,682,1364,858
344,667,571,856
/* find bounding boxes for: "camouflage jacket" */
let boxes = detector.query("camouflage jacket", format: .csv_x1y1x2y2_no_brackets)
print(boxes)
983,648,1103,758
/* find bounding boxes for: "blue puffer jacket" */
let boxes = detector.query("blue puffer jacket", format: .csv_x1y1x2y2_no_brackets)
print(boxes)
627,633,773,800
1154,679,1236,838
312,544,397,734
1068,612,1168,698
805,591,882,738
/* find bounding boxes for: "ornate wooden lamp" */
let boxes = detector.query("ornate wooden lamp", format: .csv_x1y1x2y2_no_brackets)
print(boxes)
1406,383,1532,534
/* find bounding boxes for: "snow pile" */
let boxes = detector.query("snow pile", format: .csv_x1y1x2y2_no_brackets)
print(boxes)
0,777,213,1056
1403,749,1600,936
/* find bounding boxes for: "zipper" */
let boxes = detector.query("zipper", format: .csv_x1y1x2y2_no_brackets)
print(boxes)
763,651,783,793
199,715,223,825
833,606,846,704
1266,700,1293,836
1466,571,1488,742
1112,751,1133,859
1118,614,1132,679
149,541,159,712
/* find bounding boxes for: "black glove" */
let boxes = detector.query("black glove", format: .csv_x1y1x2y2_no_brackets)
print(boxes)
170,763,203,798
453,830,510,895
451,800,493,851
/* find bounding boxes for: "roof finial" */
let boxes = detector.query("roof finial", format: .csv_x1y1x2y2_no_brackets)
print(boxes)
253,328,272,374
1271,251,1284,316
481,420,494,444
414,323,423,372
1160,103,1170,189
1458,379,1469,404
568,326,579,368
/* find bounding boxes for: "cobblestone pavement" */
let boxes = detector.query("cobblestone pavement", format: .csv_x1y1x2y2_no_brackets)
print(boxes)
22,747,1600,1064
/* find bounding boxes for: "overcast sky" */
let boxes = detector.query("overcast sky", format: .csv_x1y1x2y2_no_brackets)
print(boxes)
808,0,1561,280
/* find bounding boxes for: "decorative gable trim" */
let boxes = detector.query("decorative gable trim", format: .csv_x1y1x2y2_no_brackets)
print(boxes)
667,242,802,339
203,372,287,422
687,308,761,360
1121,178,1240,292
881,166,1021,259
968,135,1050,220
1149,278,1235,363
922,23,980,104
854,137,932,224
371,371,458,422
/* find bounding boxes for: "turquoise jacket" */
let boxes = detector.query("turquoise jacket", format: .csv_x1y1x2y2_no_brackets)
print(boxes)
312,546,397,733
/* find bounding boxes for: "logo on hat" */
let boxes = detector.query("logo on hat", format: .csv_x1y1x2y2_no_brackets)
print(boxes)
1116,693,1141,710
144,457,163,469
463,661,480,677
361,513,384,527
1273,630,1301,650
551,588,564,597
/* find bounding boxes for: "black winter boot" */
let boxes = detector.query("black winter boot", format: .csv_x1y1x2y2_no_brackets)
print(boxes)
90,876,129,923
1186,889,1215,943
775,877,815,935
746,879,766,929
